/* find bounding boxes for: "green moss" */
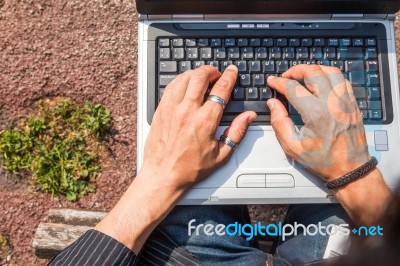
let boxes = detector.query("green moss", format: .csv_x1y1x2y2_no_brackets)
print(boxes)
0,98,111,201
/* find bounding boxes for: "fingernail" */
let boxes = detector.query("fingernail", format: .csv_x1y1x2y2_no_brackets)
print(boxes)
226,65,237,71
267,75,276,81
267,100,275,111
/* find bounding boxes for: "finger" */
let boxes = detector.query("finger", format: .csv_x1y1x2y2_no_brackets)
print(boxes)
203,65,238,117
267,99,302,158
267,75,314,116
161,70,192,105
183,66,221,105
282,64,331,98
216,111,257,165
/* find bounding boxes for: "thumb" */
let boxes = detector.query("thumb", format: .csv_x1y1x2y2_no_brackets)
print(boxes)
267,99,301,156
216,111,257,164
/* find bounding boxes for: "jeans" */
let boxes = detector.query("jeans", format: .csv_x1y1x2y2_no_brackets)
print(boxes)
141,204,348,266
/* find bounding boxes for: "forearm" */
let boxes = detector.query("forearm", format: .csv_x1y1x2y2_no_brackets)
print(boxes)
95,166,185,254
333,168,392,226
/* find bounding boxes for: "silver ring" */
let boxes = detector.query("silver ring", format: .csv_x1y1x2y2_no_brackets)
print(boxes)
219,135,238,151
207,95,226,109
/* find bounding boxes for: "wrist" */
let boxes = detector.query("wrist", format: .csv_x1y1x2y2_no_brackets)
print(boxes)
333,168,392,225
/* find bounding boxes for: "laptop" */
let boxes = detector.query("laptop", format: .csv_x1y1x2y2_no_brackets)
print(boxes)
136,0,400,204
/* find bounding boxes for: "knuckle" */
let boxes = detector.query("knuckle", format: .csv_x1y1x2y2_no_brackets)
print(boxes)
193,67,208,81
214,77,230,91
307,64,322,72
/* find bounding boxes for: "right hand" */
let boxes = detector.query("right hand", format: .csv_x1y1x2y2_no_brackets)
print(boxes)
267,64,370,182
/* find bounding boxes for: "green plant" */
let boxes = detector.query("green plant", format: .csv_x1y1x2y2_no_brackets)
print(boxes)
0,98,111,201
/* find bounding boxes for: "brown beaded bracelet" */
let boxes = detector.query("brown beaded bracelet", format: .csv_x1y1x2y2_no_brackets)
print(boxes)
324,156,378,190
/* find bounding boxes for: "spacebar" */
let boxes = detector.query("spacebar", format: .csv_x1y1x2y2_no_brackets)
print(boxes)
225,101,270,114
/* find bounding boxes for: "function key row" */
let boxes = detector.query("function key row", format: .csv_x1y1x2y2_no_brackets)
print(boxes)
159,47,377,61
159,38,377,48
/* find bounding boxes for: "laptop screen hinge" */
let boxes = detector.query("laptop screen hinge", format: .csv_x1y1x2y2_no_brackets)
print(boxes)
173,14,204,20
331,14,364,20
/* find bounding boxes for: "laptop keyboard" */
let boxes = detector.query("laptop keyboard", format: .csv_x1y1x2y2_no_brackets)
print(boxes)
157,37,382,124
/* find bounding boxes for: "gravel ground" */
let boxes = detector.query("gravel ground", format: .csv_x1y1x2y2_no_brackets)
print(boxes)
0,1,399,265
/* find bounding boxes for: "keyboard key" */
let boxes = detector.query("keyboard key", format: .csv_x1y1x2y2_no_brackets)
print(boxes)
328,38,339,47
340,38,351,47
317,60,330,66
255,47,268,59
239,74,251,86
289,38,300,47
366,38,376,46
185,39,197,47
252,74,265,86
225,101,270,113
352,86,367,99
353,38,364,46
368,101,382,110
249,61,261,73
366,47,377,59
159,48,171,59
338,47,363,60
276,60,289,73
357,100,367,109
234,60,247,73
214,48,226,59
246,87,259,100
304,60,316,65
186,48,199,60
225,38,236,47
283,47,295,59
324,47,336,59
159,61,177,73
198,38,209,47
262,38,274,47
220,61,233,72
270,47,282,59
241,47,254,59
260,87,274,100
233,87,245,100
172,48,185,60
192,61,205,69
159,88,165,102
345,60,365,72
367,73,380,85
179,61,191,73
237,38,248,47
310,48,323,60
172,38,183,47
206,61,219,70
296,47,309,59
301,38,313,47
159,74,177,86
368,87,381,100
366,60,378,72
276,38,288,47
314,38,325,47
200,47,212,60
228,47,240,59
361,110,368,120
369,110,382,120
349,71,366,85
211,38,222,47
250,38,261,47
262,60,275,73
331,60,344,71
159,39,170,47
290,60,302,67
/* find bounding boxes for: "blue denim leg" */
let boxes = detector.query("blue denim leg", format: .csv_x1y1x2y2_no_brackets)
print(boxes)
274,204,349,266
157,205,268,266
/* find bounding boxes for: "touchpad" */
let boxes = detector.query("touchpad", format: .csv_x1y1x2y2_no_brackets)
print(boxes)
235,130,294,170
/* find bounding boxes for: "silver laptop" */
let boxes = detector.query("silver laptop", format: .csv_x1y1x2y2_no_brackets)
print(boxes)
136,0,400,204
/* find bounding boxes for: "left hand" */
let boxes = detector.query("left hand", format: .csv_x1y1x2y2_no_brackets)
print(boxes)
142,65,256,190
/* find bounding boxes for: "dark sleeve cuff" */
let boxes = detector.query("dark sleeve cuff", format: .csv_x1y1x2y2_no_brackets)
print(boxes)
48,229,136,266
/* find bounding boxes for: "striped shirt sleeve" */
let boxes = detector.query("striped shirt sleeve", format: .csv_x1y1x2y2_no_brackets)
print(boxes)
48,229,136,266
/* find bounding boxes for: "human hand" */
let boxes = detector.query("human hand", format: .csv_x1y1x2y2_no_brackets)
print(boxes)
142,65,256,190
267,64,370,182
